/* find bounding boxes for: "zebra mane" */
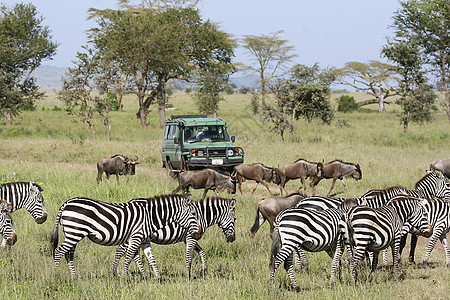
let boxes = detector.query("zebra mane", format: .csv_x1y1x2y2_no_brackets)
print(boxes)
363,186,407,197
414,171,439,190
285,192,307,198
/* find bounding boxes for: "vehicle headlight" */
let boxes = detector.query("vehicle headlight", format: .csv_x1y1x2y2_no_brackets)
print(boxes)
227,149,234,157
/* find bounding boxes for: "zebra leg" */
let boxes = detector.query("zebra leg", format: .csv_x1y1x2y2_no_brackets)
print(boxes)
439,234,450,267
65,246,77,278
409,234,418,263
122,238,143,276
194,243,208,278
368,251,379,282
382,248,389,266
112,244,127,276
269,246,294,284
423,228,443,266
391,239,401,279
185,235,197,280
141,242,161,280
330,238,345,285
294,248,309,272
54,238,81,276
284,252,301,293
350,246,366,285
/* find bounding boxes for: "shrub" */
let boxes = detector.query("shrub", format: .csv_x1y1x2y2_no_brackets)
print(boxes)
337,95,358,112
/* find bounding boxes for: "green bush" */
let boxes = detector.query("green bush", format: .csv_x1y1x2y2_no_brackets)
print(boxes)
337,95,358,112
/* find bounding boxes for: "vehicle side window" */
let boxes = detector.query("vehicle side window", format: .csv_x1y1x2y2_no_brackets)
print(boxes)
164,125,170,139
168,125,176,140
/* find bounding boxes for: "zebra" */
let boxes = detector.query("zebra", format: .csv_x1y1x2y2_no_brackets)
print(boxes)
404,198,450,267
111,197,237,279
361,170,450,264
335,195,433,285
0,199,17,248
50,194,202,278
268,198,359,293
0,181,47,224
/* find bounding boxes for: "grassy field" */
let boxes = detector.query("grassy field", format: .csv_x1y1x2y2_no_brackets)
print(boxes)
0,90,449,299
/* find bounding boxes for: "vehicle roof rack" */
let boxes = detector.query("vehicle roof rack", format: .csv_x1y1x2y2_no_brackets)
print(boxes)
169,114,207,119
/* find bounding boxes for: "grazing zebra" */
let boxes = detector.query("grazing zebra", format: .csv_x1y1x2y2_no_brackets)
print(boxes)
51,194,202,278
402,198,450,267
0,182,47,224
269,199,359,293
112,197,237,279
336,195,433,285
0,199,17,248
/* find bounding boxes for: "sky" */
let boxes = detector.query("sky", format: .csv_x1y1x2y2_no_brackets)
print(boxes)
2,0,403,71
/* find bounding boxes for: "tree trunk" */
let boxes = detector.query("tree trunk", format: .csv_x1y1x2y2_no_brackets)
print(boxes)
6,112,13,125
157,76,166,127
378,94,386,113
87,120,96,141
260,75,266,106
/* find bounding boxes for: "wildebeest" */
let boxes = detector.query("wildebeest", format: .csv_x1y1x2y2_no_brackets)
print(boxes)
275,159,324,196
310,160,362,196
172,169,236,200
430,159,450,178
250,193,305,238
232,163,276,197
96,154,139,184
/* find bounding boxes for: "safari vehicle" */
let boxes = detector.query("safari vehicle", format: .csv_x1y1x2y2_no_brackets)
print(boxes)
161,115,244,176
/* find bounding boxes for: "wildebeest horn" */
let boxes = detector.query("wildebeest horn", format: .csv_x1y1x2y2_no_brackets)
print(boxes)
134,155,138,161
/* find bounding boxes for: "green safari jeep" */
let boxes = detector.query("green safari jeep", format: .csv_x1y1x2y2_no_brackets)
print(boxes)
161,115,244,176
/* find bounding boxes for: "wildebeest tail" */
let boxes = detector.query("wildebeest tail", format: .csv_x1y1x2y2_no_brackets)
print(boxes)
269,224,281,270
50,202,66,256
250,205,264,237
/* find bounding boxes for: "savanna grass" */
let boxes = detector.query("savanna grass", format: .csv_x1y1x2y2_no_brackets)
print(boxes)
0,91,448,299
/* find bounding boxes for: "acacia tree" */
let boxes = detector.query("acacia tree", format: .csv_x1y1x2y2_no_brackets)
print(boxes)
241,30,297,106
59,47,116,141
389,0,450,122
382,40,437,131
338,61,398,113
266,64,336,141
89,7,235,127
194,61,235,117
0,3,57,124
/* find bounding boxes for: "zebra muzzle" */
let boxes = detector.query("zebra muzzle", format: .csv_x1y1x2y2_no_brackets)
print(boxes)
35,213,47,224
192,225,203,240
421,225,433,238
226,233,235,243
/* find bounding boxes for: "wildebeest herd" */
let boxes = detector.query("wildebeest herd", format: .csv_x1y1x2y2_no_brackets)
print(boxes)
1,155,449,294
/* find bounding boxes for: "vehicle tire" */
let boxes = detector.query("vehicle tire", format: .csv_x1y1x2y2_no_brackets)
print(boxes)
181,156,189,172
164,158,177,179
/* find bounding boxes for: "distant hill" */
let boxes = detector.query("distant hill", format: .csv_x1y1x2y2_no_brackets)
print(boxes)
34,65,66,89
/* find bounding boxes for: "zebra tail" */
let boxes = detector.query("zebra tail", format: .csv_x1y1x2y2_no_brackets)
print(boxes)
250,206,263,237
269,225,281,270
50,203,65,256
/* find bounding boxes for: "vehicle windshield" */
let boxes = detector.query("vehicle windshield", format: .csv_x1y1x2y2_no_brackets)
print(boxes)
183,125,230,142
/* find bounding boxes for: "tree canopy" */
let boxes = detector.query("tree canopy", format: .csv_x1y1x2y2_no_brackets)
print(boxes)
88,7,235,126
0,3,57,124
389,0,450,122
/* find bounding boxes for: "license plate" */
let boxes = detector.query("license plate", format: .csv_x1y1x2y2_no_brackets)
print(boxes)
211,159,223,165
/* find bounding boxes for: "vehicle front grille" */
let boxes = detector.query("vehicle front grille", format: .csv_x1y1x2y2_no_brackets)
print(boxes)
207,148,226,157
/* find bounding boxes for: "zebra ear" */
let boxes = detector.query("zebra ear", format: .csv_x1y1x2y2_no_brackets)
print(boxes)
184,193,192,204
229,198,236,209
0,200,8,211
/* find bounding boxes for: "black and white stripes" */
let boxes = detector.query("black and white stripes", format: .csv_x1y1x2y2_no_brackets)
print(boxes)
0,181,47,224
51,194,202,278
0,199,16,248
112,197,237,279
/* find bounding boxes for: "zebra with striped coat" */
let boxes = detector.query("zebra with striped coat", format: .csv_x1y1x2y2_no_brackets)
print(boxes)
413,198,450,267
51,194,202,278
335,195,433,285
0,181,47,224
0,199,17,248
269,199,359,293
112,197,237,279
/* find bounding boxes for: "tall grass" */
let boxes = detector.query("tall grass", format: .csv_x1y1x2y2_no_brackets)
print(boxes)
0,91,448,299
